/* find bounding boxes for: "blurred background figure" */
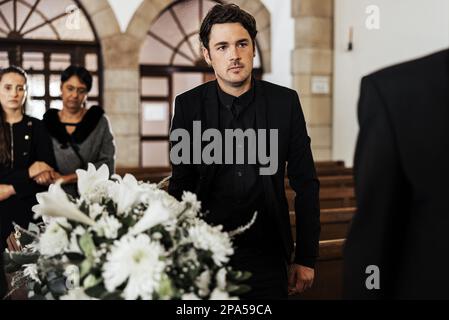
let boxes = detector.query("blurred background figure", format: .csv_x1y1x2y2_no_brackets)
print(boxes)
0,66,56,298
344,48,449,299
42,66,115,197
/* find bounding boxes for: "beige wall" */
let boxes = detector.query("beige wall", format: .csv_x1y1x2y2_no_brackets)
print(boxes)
291,0,334,161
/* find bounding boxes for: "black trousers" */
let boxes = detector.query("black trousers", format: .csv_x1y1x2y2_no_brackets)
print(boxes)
230,246,288,300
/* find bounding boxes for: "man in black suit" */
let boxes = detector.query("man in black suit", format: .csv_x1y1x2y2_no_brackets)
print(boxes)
344,49,449,299
168,4,320,299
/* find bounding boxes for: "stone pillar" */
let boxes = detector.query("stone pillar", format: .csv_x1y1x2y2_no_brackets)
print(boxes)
80,0,141,167
292,0,333,160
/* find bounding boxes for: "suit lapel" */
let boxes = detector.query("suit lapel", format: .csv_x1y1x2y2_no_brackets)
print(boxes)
203,81,219,132
254,80,278,209
198,81,219,194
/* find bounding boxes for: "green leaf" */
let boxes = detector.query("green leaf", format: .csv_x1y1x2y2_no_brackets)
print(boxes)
83,274,102,289
79,259,92,279
79,233,95,260
229,284,251,295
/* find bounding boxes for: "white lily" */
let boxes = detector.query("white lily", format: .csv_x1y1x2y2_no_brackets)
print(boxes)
129,198,175,235
109,174,143,215
32,182,95,226
76,163,110,201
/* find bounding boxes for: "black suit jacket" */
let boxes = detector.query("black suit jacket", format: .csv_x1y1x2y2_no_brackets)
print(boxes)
344,49,449,299
169,80,320,267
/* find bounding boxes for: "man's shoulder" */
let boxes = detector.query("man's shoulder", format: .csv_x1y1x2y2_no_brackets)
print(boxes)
364,48,449,84
175,81,215,103
257,80,297,97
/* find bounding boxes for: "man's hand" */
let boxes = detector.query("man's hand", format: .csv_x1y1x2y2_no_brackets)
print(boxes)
288,264,315,295
29,161,53,178
0,184,16,201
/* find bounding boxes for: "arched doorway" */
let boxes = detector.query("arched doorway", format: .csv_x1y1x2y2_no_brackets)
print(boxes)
138,0,264,167
0,0,102,119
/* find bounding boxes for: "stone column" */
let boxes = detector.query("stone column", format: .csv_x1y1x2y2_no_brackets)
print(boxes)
80,0,141,167
292,0,333,160
102,36,141,168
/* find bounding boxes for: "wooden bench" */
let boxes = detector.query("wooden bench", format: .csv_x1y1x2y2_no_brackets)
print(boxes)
290,207,355,241
286,187,356,210
284,175,354,189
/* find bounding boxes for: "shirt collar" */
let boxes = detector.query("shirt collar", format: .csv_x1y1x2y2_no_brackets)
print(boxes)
217,79,255,112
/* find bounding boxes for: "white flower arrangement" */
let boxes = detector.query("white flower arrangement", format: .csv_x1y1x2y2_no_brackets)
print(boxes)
3,164,254,300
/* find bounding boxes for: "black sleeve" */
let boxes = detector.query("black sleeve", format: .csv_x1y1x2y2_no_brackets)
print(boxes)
0,166,31,196
168,96,199,201
287,91,321,268
343,76,406,299
91,116,116,175
33,120,57,170
3,120,57,198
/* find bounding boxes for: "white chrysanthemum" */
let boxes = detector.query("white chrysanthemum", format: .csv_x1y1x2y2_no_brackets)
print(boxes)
210,288,238,300
89,203,105,220
38,218,70,256
60,288,96,300
33,183,95,226
67,226,86,254
93,215,122,239
181,192,201,218
23,264,40,284
77,163,111,203
196,270,211,297
102,234,166,300
187,220,234,266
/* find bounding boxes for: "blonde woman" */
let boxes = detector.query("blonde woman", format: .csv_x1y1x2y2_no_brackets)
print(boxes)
0,66,56,296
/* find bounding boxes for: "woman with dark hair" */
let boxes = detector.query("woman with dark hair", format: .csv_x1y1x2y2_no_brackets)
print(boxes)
43,65,115,197
0,66,56,297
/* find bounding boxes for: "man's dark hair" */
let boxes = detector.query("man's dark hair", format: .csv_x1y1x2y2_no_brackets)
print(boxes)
61,65,93,92
200,4,258,50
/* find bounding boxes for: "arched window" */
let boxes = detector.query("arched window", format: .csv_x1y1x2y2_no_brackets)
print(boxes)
0,0,102,119
139,0,263,167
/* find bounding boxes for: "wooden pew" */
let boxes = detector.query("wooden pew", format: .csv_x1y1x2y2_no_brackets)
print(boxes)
314,161,345,168
316,167,353,177
285,175,354,189
286,187,356,210
290,207,355,241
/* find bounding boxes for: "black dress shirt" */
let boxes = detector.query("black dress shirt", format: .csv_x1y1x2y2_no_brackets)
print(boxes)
203,83,280,252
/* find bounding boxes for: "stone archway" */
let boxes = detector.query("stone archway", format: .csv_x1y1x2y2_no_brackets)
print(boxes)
126,0,272,72
118,0,272,167
77,0,273,167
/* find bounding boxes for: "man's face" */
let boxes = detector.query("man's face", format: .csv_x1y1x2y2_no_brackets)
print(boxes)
202,23,255,89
